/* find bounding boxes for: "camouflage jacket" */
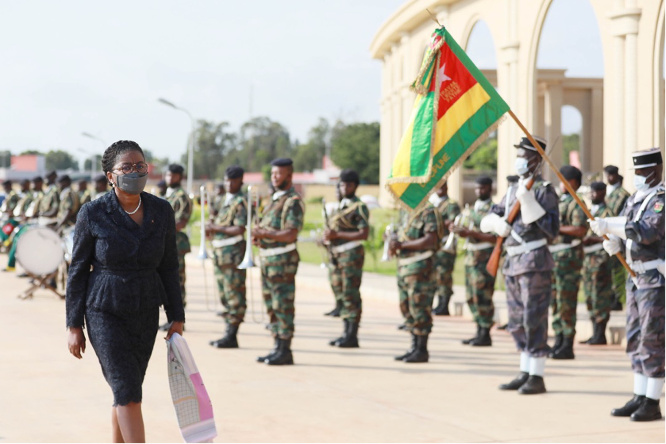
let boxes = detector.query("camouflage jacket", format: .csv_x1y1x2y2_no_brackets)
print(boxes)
14,190,33,218
397,204,443,276
583,202,613,268
212,193,247,265
328,195,369,248
39,184,60,217
429,194,461,239
25,190,44,218
464,198,495,267
553,192,587,245
1,190,19,217
79,189,92,206
258,187,304,264
607,185,630,216
166,185,193,232
57,186,81,228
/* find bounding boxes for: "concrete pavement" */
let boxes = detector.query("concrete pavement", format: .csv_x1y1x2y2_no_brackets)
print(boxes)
0,253,663,443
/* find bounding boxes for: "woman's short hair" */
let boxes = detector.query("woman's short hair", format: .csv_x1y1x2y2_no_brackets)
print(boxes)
101,140,144,174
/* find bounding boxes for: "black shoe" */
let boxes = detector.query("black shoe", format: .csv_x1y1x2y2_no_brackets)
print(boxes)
518,375,547,395
337,321,359,348
397,323,408,331
324,305,342,317
579,322,595,344
587,321,608,345
395,333,417,360
471,327,492,346
216,311,229,318
329,319,348,346
611,395,646,417
631,398,662,422
550,337,575,360
432,295,451,316
256,338,279,362
462,326,480,345
497,323,508,330
611,300,623,311
265,338,294,365
403,334,429,363
550,333,564,355
210,324,239,348
499,372,529,390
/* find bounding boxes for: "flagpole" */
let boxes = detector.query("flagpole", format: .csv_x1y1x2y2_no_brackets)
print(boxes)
507,109,636,278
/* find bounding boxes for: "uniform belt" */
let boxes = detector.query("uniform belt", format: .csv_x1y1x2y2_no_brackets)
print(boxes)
548,239,582,254
505,239,547,257
583,243,604,254
397,250,433,267
37,216,57,226
211,235,244,248
259,243,297,258
629,259,665,275
466,242,494,251
330,240,362,254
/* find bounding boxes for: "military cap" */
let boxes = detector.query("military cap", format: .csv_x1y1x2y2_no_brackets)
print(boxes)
46,170,57,178
506,175,519,184
271,158,293,167
168,164,185,175
225,165,244,179
560,165,582,182
57,174,71,183
339,169,360,184
514,136,547,152
2,180,12,187
590,181,606,191
603,165,619,175
631,148,663,169
32,176,43,183
475,175,493,186
93,173,107,183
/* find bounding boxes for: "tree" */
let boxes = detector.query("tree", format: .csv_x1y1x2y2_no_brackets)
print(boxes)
463,135,497,171
83,155,102,172
179,120,237,179
330,122,380,184
293,118,331,172
45,150,79,171
227,116,292,172
562,133,580,164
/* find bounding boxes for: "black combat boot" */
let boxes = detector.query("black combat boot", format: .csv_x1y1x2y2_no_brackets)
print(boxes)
256,337,279,362
611,294,623,311
210,324,239,349
548,333,564,357
462,325,481,345
471,327,492,346
432,294,451,316
611,395,646,416
265,338,294,365
518,375,547,394
630,398,662,422
395,333,417,360
588,320,608,345
550,337,575,360
403,334,429,363
337,321,360,348
324,301,342,317
579,321,596,344
499,372,529,390
329,319,348,346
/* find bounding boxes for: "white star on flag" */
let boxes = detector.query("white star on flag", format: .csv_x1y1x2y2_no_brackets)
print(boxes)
438,63,451,82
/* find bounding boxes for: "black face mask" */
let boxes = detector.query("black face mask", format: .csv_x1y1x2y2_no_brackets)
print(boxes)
114,172,148,195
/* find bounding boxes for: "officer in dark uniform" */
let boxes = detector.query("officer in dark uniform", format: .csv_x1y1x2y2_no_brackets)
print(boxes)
481,136,559,395
591,148,665,422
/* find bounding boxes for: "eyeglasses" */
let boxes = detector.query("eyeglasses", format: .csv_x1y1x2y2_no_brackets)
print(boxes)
113,162,149,175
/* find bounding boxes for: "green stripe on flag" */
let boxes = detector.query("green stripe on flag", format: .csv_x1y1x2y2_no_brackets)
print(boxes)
408,91,435,176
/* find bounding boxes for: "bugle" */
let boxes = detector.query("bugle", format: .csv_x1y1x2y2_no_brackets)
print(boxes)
197,184,209,260
238,185,256,269
380,223,396,262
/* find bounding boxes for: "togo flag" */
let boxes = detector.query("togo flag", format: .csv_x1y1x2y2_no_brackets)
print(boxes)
386,26,509,210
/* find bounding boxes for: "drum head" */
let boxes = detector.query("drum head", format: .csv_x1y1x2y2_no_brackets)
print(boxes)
16,227,64,275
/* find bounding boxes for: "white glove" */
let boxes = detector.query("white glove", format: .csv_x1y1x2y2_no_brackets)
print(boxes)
602,235,622,256
515,184,546,225
480,213,511,238
589,216,627,240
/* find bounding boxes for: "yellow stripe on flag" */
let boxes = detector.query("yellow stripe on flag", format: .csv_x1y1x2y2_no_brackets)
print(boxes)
391,95,423,178
388,181,410,199
432,83,490,157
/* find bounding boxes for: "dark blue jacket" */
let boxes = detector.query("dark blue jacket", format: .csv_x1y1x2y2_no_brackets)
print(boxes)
66,191,185,327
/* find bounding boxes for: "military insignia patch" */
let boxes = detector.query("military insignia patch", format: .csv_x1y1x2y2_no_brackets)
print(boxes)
654,201,664,213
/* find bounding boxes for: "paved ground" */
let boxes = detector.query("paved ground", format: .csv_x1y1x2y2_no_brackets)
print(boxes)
0,253,663,443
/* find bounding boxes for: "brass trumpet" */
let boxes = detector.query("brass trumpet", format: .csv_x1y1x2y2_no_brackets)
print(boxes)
380,223,397,262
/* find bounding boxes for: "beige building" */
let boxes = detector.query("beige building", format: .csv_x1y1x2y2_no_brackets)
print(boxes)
371,0,664,206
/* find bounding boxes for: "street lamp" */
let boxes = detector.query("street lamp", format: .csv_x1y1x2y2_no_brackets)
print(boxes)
157,98,195,195
81,132,106,179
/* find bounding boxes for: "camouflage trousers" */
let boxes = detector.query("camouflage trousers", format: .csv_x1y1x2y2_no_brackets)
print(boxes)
626,284,665,378
328,247,364,324
505,270,552,357
550,247,584,338
261,250,299,339
434,250,456,300
176,231,191,308
611,256,627,304
398,258,435,336
465,262,496,328
213,253,247,326
582,253,613,323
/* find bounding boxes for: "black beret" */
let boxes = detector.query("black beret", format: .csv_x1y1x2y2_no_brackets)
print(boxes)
271,158,293,167
514,136,546,152
2,180,12,187
506,175,519,184
57,174,71,183
560,165,582,182
32,176,43,183
225,165,244,179
20,179,30,186
46,170,57,177
339,169,360,184
475,175,492,186
632,148,663,169
93,174,107,183
590,181,606,191
603,165,619,175
168,164,185,174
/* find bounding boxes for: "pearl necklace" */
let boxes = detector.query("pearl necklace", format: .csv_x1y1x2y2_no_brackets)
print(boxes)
124,197,142,215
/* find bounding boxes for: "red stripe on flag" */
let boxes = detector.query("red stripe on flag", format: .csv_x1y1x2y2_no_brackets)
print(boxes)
428,42,478,119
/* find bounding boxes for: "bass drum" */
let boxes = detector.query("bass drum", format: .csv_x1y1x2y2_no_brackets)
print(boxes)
16,226,64,276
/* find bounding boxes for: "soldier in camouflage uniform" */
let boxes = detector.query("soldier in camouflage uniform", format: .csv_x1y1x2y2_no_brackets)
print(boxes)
548,165,587,360
38,170,60,228
78,179,91,206
0,180,20,245
389,201,443,363
55,175,81,232
92,174,109,201
210,183,226,220
604,165,631,311
4,177,43,272
451,176,497,346
252,158,304,366
207,166,247,349
591,148,665,422
580,181,614,345
324,169,369,348
482,136,559,395
428,181,461,315
161,164,192,331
